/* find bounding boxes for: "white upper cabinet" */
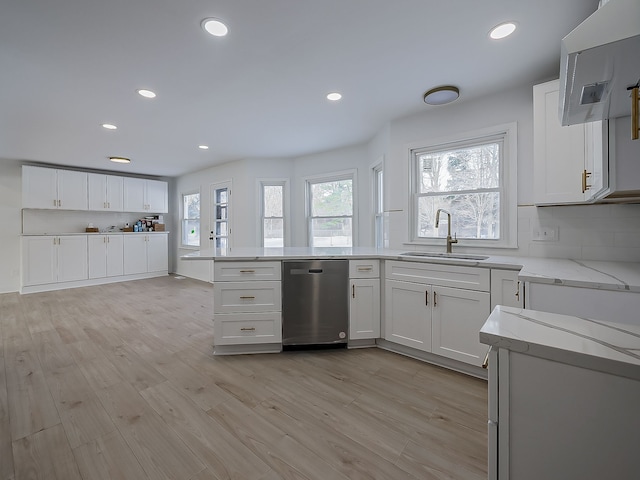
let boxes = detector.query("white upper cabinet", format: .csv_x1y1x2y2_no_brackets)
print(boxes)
533,79,607,205
22,165,88,210
88,173,124,211
123,177,168,213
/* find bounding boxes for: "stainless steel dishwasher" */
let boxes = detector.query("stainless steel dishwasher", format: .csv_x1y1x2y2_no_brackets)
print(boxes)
282,259,349,348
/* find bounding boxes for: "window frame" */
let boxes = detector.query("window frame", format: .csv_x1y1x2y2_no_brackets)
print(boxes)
210,180,232,251
304,170,358,248
258,179,289,248
180,191,200,248
408,122,517,249
372,160,384,248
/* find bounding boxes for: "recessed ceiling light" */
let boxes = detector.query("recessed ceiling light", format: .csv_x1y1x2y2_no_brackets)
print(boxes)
137,89,156,98
327,92,342,101
109,156,131,164
202,18,228,37
198,145,209,150
423,86,460,105
102,123,117,130
489,22,517,40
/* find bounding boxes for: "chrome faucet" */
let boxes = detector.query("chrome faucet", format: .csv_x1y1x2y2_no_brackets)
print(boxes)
435,209,458,253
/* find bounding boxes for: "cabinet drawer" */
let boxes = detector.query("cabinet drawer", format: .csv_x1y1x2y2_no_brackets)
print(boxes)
349,259,380,278
385,260,489,292
214,281,282,314
214,312,282,345
214,261,281,281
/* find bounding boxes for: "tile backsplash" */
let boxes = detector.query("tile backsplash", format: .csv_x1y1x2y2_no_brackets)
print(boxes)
518,204,640,262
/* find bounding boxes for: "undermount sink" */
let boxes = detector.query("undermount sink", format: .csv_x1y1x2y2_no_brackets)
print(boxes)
399,252,489,261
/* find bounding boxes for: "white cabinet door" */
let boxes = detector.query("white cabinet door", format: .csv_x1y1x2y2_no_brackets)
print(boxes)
146,234,168,273
88,174,123,211
57,170,88,210
491,269,523,310
123,235,148,275
87,235,107,279
106,235,124,277
123,177,146,212
533,79,605,205
22,236,56,286
88,173,108,211
431,286,490,366
56,236,88,282
22,165,58,209
349,278,380,340
384,279,431,351
146,179,168,213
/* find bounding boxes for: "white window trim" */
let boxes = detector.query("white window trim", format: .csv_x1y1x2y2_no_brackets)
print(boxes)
256,178,290,247
407,122,518,249
180,190,201,249
371,157,384,248
304,169,358,247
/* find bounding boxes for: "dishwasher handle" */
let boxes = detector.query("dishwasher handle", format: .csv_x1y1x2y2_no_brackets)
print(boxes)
288,268,324,275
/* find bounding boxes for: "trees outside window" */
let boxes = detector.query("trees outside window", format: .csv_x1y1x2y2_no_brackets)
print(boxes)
307,176,354,247
181,192,200,247
411,124,517,247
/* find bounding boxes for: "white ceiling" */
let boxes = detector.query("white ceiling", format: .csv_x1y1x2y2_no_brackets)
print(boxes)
0,0,598,177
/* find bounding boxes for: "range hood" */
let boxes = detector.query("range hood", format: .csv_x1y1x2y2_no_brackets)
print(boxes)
559,0,640,126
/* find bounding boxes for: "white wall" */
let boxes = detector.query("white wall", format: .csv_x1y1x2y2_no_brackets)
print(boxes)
0,161,23,293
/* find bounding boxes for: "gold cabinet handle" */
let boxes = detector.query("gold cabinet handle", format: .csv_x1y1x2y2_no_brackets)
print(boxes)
239,270,256,273
53,199,57,207
581,169,592,193
58,199,61,207
482,346,492,369
352,284,355,298
239,296,255,299
240,327,256,332
357,266,373,271
433,291,437,307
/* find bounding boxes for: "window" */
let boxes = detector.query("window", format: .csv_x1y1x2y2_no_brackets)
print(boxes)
307,174,355,247
261,182,285,247
410,124,517,247
181,192,200,247
373,164,384,248
211,182,231,250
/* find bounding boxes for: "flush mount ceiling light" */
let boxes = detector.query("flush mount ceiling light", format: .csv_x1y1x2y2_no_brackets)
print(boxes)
198,145,209,150
202,18,228,37
489,22,517,40
423,86,460,105
109,156,131,164
137,89,156,98
102,123,117,130
327,92,342,101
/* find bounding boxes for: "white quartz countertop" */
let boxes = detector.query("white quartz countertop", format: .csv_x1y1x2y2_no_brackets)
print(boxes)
22,231,169,236
480,306,640,381
181,247,640,292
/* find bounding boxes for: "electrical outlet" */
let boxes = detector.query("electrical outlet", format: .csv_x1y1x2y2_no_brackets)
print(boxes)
532,227,558,242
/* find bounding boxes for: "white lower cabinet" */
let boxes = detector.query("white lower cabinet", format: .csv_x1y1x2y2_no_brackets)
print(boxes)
490,269,523,310
123,234,168,275
349,259,381,342
384,260,491,367
22,235,88,286
431,286,490,365
213,261,282,354
385,279,431,350
88,235,124,279
350,278,381,340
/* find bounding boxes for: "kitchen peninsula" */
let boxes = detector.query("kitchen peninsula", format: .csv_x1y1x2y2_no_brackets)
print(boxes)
182,247,640,370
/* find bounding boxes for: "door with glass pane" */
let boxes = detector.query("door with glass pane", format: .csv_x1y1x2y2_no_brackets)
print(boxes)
210,181,231,251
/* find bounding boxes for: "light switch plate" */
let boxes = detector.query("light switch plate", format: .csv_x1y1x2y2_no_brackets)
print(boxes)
532,227,558,242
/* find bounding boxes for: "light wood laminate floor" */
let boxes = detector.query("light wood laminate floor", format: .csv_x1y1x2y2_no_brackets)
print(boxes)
0,275,488,480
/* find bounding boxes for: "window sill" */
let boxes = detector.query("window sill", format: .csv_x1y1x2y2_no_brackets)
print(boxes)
404,240,518,250
179,245,201,251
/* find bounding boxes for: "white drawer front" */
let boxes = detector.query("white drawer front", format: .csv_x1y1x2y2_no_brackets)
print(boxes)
349,259,380,278
385,260,489,292
214,281,282,313
214,261,281,282
215,312,282,345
